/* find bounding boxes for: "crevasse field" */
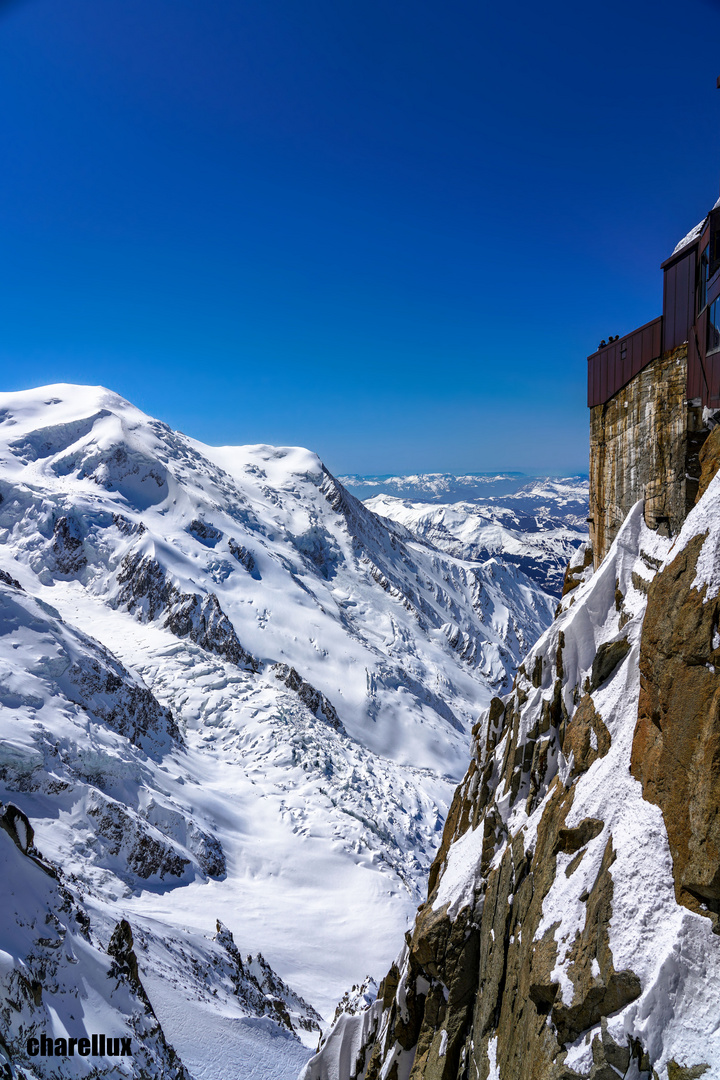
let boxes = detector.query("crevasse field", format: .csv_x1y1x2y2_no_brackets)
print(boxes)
0,385,585,1079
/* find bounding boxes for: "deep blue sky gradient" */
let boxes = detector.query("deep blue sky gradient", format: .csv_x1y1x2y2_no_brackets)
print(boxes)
2,0,720,473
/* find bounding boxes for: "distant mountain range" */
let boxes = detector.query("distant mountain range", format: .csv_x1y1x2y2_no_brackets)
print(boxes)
341,473,589,596
339,471,587,502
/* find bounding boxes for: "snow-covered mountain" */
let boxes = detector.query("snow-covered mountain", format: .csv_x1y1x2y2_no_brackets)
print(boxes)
0,385,559,1078
341,474,588,596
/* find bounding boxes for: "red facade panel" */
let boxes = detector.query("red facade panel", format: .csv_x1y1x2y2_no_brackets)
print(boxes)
688,311,704,401
676,255,690,343
663,265,675,349
587,316,663,407
687,345,703,400
645,319,662,369
687,308,720,406
662,248,696,352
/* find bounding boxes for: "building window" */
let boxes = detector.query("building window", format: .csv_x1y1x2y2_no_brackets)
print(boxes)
708,296,720,355
712,229,720,279
700,244,710,311
710,207,720,279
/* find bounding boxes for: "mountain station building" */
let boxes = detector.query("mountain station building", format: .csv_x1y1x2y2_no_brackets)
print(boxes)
587,195,720,564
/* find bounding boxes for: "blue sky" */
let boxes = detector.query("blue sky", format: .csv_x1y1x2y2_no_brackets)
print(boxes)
2,0,720,474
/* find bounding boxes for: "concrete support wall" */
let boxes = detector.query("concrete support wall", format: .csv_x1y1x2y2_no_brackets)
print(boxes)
588,345,707,566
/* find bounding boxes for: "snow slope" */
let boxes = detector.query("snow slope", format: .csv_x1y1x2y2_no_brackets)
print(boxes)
0,385,559,1076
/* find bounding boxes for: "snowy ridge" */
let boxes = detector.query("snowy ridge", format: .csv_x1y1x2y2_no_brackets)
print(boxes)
338,473,528,499
0,384,560,1077
339,471,587,511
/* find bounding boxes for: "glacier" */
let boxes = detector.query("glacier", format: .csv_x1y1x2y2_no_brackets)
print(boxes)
0,384,566,1078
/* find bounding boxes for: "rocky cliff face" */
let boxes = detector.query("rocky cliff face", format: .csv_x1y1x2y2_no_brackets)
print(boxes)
303,455,720,1079
632,426,720,932
588,345,708,567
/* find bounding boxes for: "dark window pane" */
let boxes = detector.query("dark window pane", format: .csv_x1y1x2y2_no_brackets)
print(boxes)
700,245,710,312
713,231,720,279
708,297,720,354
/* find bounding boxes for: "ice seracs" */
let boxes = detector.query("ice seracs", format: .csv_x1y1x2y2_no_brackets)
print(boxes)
0,383,563,1077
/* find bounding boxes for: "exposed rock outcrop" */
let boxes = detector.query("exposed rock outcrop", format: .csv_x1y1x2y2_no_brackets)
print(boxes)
228,536,257,574
561,542,594,598
632,531,720,925
87,791,192,882
0,568,23,590
188,518,222,546
49,513,87,575
84,789,226,884
107,919,191,1080
272,663,344,731
326,977,379,1031
0,818,192,1080
213,921,323,1039
562,694,610,776
695,422,720,504
66,643,182,752
0,802,57,878
117,551,260,671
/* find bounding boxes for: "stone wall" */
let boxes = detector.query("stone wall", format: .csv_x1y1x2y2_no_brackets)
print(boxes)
588,344,707,566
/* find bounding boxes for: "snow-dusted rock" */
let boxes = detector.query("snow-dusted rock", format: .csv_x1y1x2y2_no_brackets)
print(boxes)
0,808,191,1080
305,484,720,1079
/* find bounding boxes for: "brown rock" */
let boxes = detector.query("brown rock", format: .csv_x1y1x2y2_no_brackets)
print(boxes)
562,549,594,598
552,839,641,1045
696,423,720,504
562,696,611,776
0,803,34,853
632,533,720,925
666,1062,711,1080
590,638,630,691
468,783,577,1079
378,963,400,1010
566,850,586,877
553,817,604,856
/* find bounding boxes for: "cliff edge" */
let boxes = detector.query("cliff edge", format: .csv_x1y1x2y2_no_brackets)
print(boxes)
301,432,720,1080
